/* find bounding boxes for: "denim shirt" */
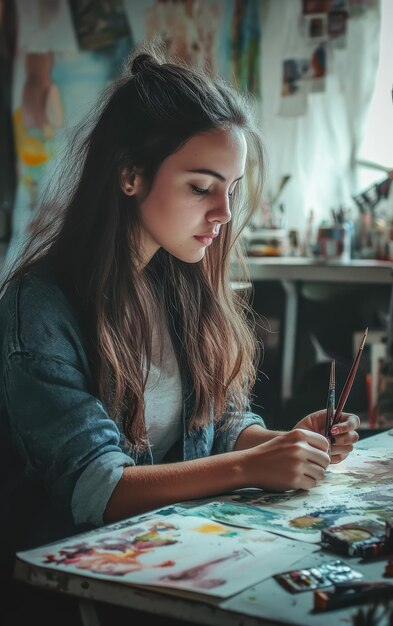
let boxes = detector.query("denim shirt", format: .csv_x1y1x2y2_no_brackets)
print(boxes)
0,269,265,576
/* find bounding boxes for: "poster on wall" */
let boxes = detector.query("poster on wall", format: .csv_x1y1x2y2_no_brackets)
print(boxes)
124,0,261,96
6,0,262,273
8,0,133,270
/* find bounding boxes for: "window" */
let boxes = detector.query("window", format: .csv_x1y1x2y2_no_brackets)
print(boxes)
358,0,393,190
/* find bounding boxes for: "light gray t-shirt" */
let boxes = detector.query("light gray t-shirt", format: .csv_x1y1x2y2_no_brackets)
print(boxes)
144,319,183,463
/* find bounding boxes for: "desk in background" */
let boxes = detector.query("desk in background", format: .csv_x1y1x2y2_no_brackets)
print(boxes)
231,258,393,424
13,429,393,626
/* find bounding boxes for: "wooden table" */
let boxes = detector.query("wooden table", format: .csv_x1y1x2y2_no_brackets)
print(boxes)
13,429,393,626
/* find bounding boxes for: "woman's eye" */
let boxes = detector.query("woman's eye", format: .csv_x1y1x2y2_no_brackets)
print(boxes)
228,184,238,198
191,184,209,195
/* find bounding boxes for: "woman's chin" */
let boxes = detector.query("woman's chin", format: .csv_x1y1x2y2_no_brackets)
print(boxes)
170,249,206,263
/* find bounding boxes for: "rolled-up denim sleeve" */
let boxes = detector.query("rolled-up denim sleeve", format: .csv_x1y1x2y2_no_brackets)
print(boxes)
5,351,135,527
212,404,266,454
71,450,133,526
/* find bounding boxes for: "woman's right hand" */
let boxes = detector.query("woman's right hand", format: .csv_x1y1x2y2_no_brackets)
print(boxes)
243,428,330,492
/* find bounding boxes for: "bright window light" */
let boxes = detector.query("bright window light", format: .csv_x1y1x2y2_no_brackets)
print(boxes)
358,0,393,190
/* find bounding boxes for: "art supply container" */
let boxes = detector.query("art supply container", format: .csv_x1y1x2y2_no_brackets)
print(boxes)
247,228,288,257
317,225,351,260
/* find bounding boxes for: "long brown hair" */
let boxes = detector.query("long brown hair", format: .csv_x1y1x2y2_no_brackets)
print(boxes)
1,41,266,450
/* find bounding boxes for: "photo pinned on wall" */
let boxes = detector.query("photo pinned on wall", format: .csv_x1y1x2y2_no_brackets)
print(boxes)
302,0,329,14
282,58,310,96
308,43,327,92
328,11,348,45
302,0,349,14
304,13,328,44
279,58,309,116
68,0,132,51
328,0,349,11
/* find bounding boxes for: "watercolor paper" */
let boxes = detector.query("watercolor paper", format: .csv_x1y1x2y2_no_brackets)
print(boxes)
180,448,393,543
16,513,283,599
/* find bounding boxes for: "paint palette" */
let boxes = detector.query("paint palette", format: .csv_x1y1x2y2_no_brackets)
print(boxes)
274,559,363,593
321,518,393,558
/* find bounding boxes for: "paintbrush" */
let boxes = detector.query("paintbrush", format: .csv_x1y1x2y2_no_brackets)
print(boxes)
270,174,291,207
353,603,393,626
329,328,368,436
325,360,336,438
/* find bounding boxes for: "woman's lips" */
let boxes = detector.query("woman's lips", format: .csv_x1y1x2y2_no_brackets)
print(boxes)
194,235,213,246
194,232,218,246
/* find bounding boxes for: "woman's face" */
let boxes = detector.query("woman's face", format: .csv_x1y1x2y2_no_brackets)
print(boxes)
135,127,247,266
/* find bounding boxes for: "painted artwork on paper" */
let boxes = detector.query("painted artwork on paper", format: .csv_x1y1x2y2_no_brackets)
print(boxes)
7,0,263,279
126,0,262,97
180,448,393,543
7,1,132,275
16,513,281,598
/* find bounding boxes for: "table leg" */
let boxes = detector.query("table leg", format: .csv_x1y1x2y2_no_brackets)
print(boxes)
78,599,102,626
281,280,298,402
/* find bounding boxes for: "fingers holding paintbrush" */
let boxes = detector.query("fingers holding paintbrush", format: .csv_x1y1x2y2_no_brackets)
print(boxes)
291,330,365,467
329,414,360,463
329,327,368,431
325,359,335,440
326,328,367,463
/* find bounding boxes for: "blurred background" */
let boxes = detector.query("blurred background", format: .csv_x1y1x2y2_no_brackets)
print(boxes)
1,0,392,432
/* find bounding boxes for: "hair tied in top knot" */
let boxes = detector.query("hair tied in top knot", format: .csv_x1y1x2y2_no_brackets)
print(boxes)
123,39,167,78
131,53,158,76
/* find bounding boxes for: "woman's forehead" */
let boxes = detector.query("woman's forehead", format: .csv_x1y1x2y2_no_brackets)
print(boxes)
166,128,247,177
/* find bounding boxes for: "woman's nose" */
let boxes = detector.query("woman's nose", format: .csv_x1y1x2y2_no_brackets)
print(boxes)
207,194,232,225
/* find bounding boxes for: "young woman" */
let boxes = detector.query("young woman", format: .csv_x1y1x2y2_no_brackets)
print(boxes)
0,43,359,583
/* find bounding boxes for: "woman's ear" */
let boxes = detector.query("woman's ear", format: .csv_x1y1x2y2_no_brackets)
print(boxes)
120,167,143,196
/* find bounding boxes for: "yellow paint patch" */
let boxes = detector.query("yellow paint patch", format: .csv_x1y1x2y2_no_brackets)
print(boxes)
289,515,320,529
13,109,49,167
194,523,228,534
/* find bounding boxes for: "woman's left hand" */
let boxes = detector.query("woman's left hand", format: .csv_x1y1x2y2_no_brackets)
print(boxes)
293,410,360,464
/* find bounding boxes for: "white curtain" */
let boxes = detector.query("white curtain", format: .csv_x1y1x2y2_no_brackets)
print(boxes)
259,0,382,236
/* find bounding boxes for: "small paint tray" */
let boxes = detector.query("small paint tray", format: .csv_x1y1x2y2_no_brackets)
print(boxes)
321,519,391,558
274,559,363,593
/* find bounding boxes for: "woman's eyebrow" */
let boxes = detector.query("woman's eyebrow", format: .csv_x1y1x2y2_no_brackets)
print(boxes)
187,168,244,182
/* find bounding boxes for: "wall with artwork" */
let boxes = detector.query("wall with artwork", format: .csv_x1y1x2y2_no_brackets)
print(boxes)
0,0,381,270
1,0,263,270
258,0,382,244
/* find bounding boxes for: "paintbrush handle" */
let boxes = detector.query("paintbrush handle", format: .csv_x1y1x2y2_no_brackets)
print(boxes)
325,360,336,438
325,388,335,438
330,353,362,428
329,329,367,432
